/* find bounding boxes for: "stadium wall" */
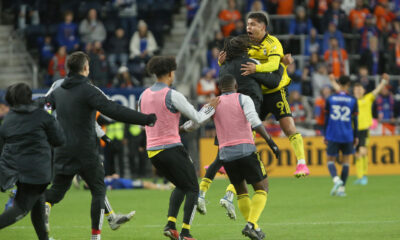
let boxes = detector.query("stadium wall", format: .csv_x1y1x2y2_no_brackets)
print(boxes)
199,136,400,177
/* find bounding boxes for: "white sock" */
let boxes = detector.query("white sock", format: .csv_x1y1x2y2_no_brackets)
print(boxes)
333,176,341,183
225,191,234,202
297,159,306,165
199,190,206,198
91,234,101,240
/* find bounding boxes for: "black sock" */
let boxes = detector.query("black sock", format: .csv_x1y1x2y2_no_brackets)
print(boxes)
31,195,49,240
166,221,176,229
181,228,190,236
168,188,185,219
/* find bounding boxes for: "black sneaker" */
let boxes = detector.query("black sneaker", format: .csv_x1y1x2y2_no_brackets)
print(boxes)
163,226,179,240
242,223,265,240
179,233,196,240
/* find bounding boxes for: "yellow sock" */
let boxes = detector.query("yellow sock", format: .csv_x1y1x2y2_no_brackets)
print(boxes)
45,202,52,208
182,223,190,230
105,210,114,217
289,133,305,161
248,190,267,230
363,156,368,176
167,216,177,223
237,193,251,221
355,156,364,179
199,178,212,193
226,184,236,195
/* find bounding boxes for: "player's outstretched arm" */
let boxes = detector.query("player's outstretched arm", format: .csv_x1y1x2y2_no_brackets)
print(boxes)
372,73,389,96
254,124,280,160
329,74,341,92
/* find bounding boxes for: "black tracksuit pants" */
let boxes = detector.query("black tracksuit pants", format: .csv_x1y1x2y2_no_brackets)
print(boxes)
45,163,106,231
0,182,48,240
150,146,199,226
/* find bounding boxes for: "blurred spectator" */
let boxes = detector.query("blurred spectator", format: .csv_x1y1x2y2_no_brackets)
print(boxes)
388,18,400,47
311,63,331,97
124,125,147,178
376,86,396,135
56,11,79,53
249,0,266,12
0,103,10,123
208,31,225,50
357,66,375,92
314,86,332,135
197,68,218,105
308,0,331,33
287,62,302,94
324,37,349,78
322,0,349,33
359,15,379,53
264,116,282,137
88,41,108,87
185,0,199,27
304,28,322,56
348,0,370,31
104,122,126,178
230,19,246,36
48,46,67,82
388,34,400,75
38,35,54,68
208,47,220,77
111,66,139,88
129,20,158,82
289,6,313,35
276,0,294,34
322,22,345,52
360,36,384,75
16,0,40,30
107,28,129,75
79,8,106,45
113,0,138,38
303,52,321,79
341,0,356,15
374,0,396,32
218,0,242,37
289,90,312,128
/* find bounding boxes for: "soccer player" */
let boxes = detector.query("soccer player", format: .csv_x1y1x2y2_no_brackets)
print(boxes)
43,51,157,240
0,83,65,240
324,76,358,197
219,12,309,178
139,56,219,240
330,73,389,185
183,74,280,240
197,35,283,219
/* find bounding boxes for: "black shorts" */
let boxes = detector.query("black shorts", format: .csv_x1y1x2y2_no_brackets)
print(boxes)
356,129,369,150
222,153,267,185
260,87,292,121
150,146,198,192
327,141,355,157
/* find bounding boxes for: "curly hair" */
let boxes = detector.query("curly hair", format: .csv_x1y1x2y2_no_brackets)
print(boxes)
147,56,177,78
223,35,252,61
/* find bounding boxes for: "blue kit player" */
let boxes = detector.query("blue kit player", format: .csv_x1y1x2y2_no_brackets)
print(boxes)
324,76,358,197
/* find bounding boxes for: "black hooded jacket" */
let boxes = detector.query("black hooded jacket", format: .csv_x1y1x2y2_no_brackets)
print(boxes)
0,103,64,190
47,73,153,174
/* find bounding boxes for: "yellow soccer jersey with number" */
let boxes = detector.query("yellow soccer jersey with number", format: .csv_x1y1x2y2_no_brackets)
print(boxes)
248,34,291,94
357,92,375,130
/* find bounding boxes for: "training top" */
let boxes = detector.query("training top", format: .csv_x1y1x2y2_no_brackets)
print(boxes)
325,91,358,143
248,34,291,94
357,92,375,130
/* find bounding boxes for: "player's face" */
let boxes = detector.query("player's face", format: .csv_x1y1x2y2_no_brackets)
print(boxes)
247,18,266,41
353,86,365,99
168,71,175,85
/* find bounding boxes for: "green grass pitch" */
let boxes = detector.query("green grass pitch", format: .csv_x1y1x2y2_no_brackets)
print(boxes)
1,175,400,240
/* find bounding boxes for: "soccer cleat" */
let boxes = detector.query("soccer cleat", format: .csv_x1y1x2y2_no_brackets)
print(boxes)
353,178,362,185
294,164,310,178
45,202,52,232
220,197,236,220
360,176,368,185
5,189,17,211
163,226,180,240
179,233,196,240
109,211,136,230
330,179,344,196
242,223,265,240
197,196,206,215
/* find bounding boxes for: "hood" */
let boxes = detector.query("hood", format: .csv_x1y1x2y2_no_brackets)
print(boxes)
61,73,89,89
11,103,38,113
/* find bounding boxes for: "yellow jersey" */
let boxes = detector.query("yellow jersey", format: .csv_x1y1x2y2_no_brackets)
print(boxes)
248,34,291,94
357,92,375,130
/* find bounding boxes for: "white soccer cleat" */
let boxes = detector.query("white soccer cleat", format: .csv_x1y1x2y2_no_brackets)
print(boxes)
109,211,136,230
330,179,344,196
197,197,207,215
220,197,236,220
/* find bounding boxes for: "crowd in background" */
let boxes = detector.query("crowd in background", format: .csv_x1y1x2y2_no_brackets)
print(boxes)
197,0,400,137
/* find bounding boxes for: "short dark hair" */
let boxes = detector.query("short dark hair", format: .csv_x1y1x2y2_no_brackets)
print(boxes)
223,35,252,61
247,12,268,27
147,56,177,78
67,51,90,74
5,83,33,107
338,76,351,86
219,74,236,90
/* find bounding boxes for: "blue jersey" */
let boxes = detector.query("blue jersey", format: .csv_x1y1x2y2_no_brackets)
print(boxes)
325,92,358,143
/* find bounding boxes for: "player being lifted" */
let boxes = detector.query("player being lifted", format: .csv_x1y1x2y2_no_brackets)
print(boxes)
183,75,279,240
325,76,358,197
